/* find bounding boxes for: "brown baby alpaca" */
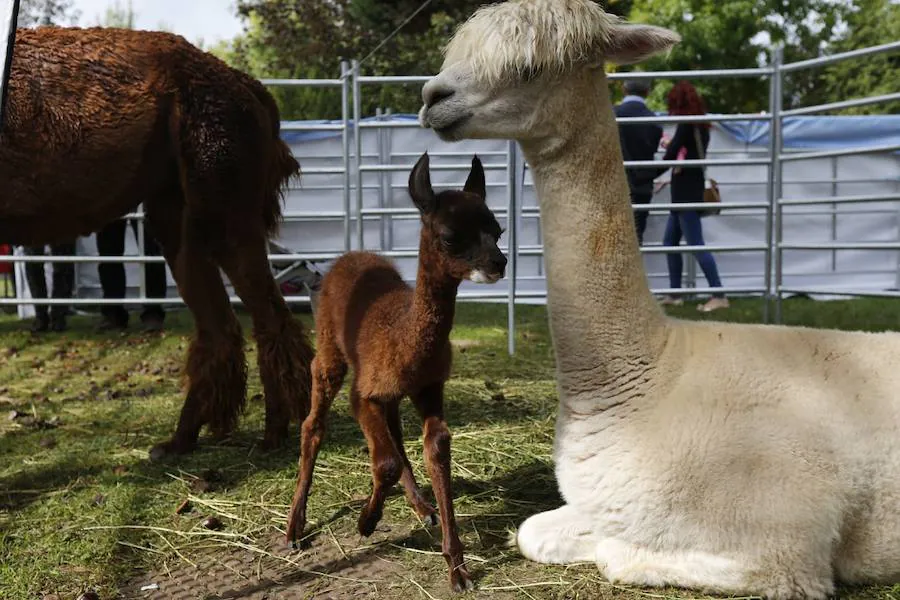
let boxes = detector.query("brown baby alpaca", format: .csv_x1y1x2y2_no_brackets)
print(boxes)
0,27,314,458
286,153,507,593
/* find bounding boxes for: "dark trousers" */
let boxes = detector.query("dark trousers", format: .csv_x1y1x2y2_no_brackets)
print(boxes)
96,219,167,324
24,242,76,320
663,210,725,298
631,190,653,245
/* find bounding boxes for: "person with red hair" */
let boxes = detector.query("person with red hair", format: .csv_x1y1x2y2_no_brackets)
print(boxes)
657,80,728,312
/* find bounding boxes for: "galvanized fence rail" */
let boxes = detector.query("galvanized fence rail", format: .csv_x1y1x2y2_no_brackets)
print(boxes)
2,42,899,353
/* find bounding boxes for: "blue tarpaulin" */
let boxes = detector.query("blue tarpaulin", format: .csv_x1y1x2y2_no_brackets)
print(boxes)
281,113,900,154
718,115,900,151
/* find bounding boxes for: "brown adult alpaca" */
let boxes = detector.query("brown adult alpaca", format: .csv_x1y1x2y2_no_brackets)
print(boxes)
0,27,314,458
286,153,507,592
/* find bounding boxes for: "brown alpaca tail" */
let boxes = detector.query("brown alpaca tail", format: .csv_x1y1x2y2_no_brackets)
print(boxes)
236,69,302,237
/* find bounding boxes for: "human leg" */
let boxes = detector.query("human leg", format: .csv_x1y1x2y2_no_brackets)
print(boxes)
49,240,76,330
661,211,684,305
23,245,49,330
678,211,728,310
95,219,129,329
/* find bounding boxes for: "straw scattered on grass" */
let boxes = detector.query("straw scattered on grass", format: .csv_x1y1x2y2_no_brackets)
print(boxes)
4,300,900,598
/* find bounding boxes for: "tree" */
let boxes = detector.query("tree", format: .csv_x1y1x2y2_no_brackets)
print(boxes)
821,0,900,115
17,0,80,27
94,0,135,29
627,0,849,114
226,0,516,119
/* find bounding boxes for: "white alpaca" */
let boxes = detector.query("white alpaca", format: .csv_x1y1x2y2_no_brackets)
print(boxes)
418,1,900,598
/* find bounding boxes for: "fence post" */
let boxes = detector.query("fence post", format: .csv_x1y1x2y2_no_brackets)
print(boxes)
384,107,395,251
771,46,785,323
375,107,386,250
763,67,776,322
341,60,352,253
352,59,364,251
830,156,838,272
507,140,518,355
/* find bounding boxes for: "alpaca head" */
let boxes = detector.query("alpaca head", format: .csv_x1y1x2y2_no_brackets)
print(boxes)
418,0,680,144
408,152,507,284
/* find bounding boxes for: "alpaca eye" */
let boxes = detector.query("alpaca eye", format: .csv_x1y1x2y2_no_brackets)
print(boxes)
439,230,470,256
441,232,460,248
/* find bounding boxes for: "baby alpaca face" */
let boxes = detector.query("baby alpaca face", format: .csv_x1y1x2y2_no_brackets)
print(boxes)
408,152,508,284
433,195,507,284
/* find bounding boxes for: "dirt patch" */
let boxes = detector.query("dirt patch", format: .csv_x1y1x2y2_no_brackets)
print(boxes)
119,530,410,600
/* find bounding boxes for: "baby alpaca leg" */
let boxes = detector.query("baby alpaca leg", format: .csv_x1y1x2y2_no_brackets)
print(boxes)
516,505,599,564
285,346,346,544
412,383,473,593
356,395,404,537
385,402,437,526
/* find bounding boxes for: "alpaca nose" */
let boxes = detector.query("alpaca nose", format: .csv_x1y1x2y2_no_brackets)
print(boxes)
493,253,508,273
423,83,455,108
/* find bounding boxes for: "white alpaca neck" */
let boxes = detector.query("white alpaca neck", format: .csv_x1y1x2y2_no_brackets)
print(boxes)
520,77,669,408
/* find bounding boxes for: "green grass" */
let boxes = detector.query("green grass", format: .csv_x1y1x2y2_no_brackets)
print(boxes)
2,297,900,599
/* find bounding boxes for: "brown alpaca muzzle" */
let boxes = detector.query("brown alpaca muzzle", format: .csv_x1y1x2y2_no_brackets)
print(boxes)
468,251,507,284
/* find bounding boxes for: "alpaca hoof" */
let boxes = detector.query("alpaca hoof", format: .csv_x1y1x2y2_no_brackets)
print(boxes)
357,506,382,537
260,432,287,452
285,513,306,548
450,566,475,593
148,439,195,462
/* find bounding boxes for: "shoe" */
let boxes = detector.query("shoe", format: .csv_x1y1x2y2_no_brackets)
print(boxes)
659,295,684,306
698,297,730,312
50,316,68,332
30,316,49,333
95,315,128,332
141,313,165,333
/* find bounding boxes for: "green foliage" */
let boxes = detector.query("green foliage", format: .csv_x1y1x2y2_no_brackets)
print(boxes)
16,0,80,27
821,0,900,115
627,0,849,113
226,0,512,119
94,0,135,29
219,0,893,120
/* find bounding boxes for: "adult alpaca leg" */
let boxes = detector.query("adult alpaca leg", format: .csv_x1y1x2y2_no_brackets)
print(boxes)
594,538,751,593
147,201,247,459
517,511,767,596
217,230,314,450
516,505,600,564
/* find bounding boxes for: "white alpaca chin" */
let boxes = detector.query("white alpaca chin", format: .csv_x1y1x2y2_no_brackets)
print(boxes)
421,1,900,599
468,269,496,284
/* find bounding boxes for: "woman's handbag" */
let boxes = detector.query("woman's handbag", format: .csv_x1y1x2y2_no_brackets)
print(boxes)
694,127,721,217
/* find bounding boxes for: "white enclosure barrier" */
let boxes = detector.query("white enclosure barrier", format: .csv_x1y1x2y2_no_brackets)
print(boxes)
2,44,900,355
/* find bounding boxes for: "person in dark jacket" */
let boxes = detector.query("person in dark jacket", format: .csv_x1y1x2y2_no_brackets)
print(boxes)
657,81,728,313
23,240,76,332
95,217,168,332
614,79,664,244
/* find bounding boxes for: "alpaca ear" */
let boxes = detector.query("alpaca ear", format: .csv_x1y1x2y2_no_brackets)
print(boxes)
463,155,486,200
409,151,437,215
603,24,681,66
